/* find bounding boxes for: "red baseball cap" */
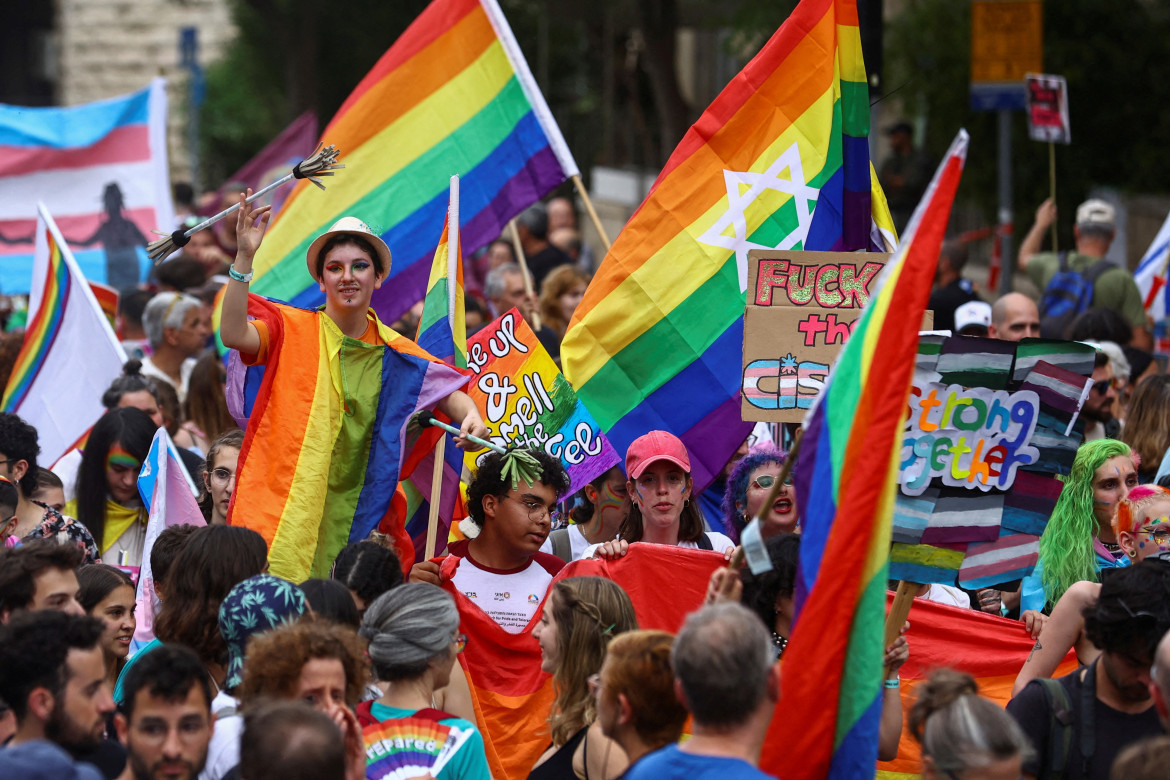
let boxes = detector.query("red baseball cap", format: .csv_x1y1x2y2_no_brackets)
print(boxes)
626,430,691,479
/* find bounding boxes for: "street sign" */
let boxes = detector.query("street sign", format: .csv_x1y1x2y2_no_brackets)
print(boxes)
970,0,1043,112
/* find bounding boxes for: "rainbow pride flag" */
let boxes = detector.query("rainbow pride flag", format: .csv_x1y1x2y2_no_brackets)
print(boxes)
248,0,578,324
2,204,127,464
407,176,467,558
765,131,968,779
0,80,173,293
561,0,895,491
227,296,469,581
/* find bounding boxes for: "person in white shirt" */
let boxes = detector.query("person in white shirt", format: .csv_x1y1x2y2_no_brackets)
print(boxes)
587,430,735,561
410,449,571,633
140,292,211,405
541,466,628,563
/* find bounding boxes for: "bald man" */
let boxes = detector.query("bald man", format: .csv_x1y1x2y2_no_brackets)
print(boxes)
989,293,1041,341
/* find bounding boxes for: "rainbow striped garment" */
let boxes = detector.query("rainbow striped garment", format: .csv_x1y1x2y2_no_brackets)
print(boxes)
560,0,895,491
228,296,468,582
767,131,968,779
248,0,577,324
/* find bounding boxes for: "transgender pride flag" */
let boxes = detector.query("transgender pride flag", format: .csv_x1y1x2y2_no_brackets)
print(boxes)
0,79,173,294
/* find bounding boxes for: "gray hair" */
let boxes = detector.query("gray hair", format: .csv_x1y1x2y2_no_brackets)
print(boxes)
142,292,201,349
359,582,458,681
516,204,548,240
671,602,773,728
484,263,526,304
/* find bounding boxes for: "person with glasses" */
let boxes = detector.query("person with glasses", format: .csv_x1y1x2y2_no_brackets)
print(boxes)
1019,439,1138,615
1013,486,1170,696
1008,559,1170,779
911,668,1033,780
586,431,735,561
359,582,491,780
529,577,637,780
116,643,215,780
411,448,571,634
201,430,244,524
720,443,797,543
1079,348,1122,442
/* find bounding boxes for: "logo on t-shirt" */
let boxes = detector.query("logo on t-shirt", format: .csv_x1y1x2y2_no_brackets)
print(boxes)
494,592,510,601
527,594,540,604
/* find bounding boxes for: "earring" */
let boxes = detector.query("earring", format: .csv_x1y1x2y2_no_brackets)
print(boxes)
1128,550,1137,558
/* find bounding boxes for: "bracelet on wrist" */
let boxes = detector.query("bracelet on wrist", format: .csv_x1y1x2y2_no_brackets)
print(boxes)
883,676,900,689
228,265,253,283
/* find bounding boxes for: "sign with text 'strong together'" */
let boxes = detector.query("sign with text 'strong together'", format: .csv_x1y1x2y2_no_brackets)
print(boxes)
464,309,619,496
741,249,901,423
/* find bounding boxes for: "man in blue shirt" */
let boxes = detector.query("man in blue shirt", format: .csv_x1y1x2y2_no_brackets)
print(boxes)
624,603,779,780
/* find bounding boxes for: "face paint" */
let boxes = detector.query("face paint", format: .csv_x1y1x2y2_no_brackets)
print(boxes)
106,446,140,472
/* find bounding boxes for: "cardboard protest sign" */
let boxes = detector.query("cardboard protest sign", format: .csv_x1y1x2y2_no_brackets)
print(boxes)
891,335,1095,588
742,249,932,423
1025,73,1071,144
464,309,619,495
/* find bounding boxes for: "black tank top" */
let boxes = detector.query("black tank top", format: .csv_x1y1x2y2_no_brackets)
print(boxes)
527,725,589,780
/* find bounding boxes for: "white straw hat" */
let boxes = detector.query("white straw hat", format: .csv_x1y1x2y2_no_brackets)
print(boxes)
305,217,392,280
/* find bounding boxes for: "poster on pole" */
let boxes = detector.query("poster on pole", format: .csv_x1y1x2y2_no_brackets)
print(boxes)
464,309,619,495
1025,73,1071,144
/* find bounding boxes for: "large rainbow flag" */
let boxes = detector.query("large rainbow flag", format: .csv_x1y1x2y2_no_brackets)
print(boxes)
766,131,969,779
248,0,578,324
2,204,127,464
227,296,469,581
0,80,173,293
407,176,468,558
560,0,896,491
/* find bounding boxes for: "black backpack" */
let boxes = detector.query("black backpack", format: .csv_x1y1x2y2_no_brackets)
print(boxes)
1033,661,1097,779
1038,252,1114,339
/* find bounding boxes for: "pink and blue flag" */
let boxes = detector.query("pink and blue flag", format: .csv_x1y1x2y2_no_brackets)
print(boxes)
0,79,173,294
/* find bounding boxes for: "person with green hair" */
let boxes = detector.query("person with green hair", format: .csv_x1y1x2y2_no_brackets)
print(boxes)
1020,439,1138,613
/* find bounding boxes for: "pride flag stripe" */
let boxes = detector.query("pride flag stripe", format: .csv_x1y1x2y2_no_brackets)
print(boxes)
2,232,68,410
0,90,150,147
250,0,576,325
0,125,150,177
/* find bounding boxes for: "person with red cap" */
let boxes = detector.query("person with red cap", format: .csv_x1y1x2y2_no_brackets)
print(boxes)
586,431,735,560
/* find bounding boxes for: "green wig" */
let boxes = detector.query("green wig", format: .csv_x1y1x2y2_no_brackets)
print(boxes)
1038,439,1133,609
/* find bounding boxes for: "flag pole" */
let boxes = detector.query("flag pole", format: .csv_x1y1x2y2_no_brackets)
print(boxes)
425,437,447,560
1049,142,1058,252
571,173,612,253
508,220,543,330
883,580,917,679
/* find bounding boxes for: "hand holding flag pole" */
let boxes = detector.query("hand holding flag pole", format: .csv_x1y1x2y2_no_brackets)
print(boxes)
145,144,344,263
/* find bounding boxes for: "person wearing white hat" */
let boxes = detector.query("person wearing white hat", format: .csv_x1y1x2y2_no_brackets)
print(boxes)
953,300,992,337
218,192,488,581
1018,197,1150,349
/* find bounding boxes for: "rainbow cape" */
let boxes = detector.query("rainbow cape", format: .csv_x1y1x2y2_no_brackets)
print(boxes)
227,296,468,581
248,0,578,324
407,177,468,559
765,131,969,779
2,204,127,464
561,0,895,490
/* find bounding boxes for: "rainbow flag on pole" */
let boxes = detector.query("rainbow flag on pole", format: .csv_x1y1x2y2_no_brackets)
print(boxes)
560,0,895,490
2,204,127,464
407,176,467,558
248,0,578,324
765,130,968,779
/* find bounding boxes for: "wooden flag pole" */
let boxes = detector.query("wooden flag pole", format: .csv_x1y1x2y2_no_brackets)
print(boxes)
571,173,613,253
884,580,918,679
424,433,447,560
508,219,542,330
1049,142,1058,252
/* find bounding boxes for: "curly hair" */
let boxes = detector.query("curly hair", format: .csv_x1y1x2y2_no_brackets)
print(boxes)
0,411,41,496
740,533,800,630
1083,559,1170,658
236,617,368,710
547,577,637,746
720,445,787,541
1039,439,1134,609
153,525,267,667
466,449,571,528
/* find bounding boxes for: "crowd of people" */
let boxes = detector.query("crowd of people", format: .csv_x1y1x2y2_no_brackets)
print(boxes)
2,175,1170,780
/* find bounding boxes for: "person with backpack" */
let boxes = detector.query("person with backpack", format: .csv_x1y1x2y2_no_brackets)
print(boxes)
1006,559,1170,779
1018,198,1150,348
